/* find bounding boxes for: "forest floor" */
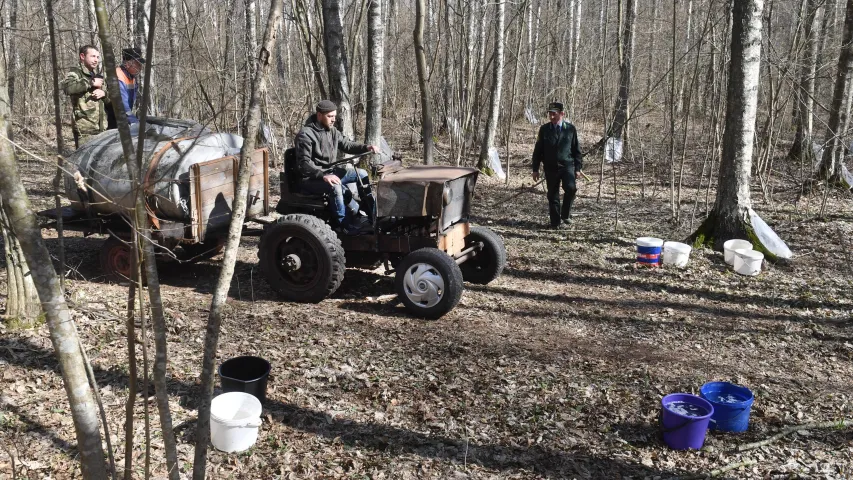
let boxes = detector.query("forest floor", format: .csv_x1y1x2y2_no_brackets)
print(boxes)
1,123,852,479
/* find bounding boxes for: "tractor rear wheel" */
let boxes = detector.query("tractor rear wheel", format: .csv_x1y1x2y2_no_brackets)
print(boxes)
258,214,345,303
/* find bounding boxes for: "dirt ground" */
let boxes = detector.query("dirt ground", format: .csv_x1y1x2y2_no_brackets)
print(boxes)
1,124,852,479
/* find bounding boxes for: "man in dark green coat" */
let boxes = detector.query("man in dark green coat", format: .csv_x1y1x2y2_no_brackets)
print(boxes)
531,102,583,229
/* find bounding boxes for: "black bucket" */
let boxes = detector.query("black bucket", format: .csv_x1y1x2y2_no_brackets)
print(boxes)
218,356,271,404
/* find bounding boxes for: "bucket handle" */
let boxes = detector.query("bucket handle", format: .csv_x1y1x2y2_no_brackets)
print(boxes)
218,418,262,428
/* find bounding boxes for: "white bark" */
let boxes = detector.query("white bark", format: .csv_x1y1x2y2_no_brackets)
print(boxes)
366,0,384,146
323,0,354,139
478,0,505,172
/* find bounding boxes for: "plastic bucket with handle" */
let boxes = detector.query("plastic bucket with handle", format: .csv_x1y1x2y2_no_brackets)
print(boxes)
723,239,752,265
219,356,271,404
660,393,714,450
662,241,692,267
210,392,263,453
636,237,663,266
700,381,754,432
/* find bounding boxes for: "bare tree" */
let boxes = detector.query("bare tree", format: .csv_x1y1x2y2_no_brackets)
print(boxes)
167,0,183,116
607,0,636,142
478,0,506,174
691,0,791,260
323,0,354,139
366,0,384,146
414,0,434,164
192,1,284,478
818,0,853,189
0,47,108,480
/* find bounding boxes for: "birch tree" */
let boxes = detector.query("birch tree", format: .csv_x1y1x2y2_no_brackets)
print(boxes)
691,0,792,260
0,45,108,480
192,1,284,477
323,0,354,139
478,0,506,173
366,0,383,146
789,0,823,162
414,0,434,164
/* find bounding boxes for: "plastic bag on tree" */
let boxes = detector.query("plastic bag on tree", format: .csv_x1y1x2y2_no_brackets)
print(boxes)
841,163,853,189
524,106,539,125
749,208,792,259
606,137,623,163
487,147,506,180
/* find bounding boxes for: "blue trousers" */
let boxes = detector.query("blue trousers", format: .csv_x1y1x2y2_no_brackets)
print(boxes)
300,166,370,227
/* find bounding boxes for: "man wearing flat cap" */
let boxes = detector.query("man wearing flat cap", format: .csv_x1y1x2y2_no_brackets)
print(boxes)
293,100,379,233
106,47,145,128
531,102,583,229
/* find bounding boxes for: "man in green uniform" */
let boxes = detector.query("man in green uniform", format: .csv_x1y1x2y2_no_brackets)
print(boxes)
531,102,584,229
61,45,110,148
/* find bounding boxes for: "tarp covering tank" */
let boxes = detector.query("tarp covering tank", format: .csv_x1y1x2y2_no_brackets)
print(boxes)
64,117,271,241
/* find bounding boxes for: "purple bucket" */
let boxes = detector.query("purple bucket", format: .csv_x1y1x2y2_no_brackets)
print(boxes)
661,393,714,450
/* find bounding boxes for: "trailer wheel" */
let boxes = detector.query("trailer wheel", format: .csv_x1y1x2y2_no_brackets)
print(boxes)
459,226,506,285
100,236,133,283
258,214,345,303
395,248,463,319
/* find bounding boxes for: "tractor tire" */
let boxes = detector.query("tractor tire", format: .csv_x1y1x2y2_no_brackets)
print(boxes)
100,236,133,283
459,226,506,285
258,214,345,303
395,248,464,319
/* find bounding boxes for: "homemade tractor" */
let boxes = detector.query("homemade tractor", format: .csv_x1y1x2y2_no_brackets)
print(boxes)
40,118,505,318
259,148,506,318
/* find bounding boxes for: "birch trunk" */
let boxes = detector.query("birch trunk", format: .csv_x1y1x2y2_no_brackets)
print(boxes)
0,50,108,479
478,0,506,173
323,0,354,139
93,0,182,476
608,0,635,141
366,0,384,146
167,0,182,117
692,0,790,260
414,0,434,164
193,2,284,478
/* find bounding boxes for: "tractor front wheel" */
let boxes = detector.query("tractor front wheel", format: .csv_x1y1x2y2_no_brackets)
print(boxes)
395,248,463,319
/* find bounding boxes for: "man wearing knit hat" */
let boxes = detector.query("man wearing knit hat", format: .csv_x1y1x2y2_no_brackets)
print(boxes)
294,100,379,233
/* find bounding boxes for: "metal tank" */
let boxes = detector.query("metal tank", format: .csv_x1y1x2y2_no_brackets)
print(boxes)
64,117,243,221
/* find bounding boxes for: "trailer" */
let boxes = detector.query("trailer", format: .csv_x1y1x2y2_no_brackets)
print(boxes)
39,117,271,280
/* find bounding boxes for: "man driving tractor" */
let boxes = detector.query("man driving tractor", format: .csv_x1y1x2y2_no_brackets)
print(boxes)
293,100,379,234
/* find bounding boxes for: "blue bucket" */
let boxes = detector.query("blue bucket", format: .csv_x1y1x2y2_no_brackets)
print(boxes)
660,393,714,450
636,237,663,266
700,382,754,432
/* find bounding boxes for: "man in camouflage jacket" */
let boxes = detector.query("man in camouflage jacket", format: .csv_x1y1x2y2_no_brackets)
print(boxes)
61,45,110,147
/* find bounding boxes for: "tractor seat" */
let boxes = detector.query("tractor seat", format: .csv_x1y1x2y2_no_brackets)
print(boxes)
282,148,326,203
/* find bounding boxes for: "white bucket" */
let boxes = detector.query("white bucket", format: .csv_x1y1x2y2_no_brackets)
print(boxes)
723,239,752,265
210,392,263,453
662,241,692,267
733,249,764,276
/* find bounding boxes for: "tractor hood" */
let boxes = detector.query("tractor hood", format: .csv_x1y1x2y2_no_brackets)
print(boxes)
376,166,478,230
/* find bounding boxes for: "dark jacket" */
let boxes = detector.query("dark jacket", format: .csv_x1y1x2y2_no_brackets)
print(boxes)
531,120,583,173
293,115,370,181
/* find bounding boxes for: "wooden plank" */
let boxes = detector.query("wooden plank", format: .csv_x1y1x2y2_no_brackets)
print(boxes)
198,162,267,192
438,222,470,255
199,177,265,206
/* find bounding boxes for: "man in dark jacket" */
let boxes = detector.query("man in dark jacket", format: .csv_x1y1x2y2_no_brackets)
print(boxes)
531,102,583,229
294,100,378,232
